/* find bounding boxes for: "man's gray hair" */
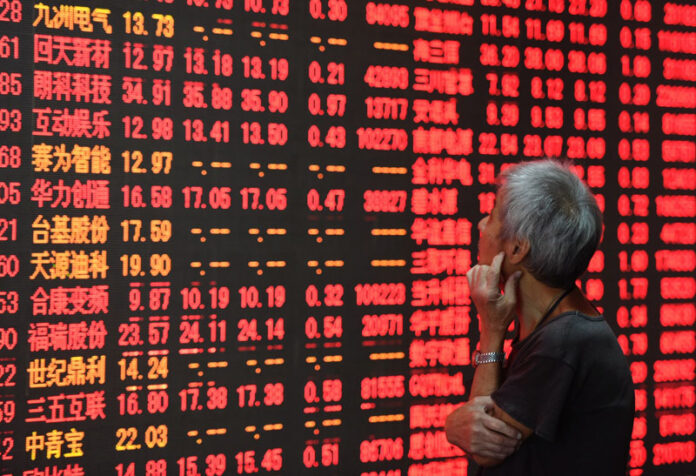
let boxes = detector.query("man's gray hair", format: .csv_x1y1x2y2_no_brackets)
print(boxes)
497,159,603,289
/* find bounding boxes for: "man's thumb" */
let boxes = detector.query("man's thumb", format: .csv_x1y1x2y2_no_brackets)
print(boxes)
503,271,522,302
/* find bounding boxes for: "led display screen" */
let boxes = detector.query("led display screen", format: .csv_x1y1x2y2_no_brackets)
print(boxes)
0,0,695,474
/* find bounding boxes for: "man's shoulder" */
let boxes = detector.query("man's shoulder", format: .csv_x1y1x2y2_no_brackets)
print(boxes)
516,312,619,365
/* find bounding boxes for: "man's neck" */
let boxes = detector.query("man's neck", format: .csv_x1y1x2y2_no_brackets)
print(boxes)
515,276,591,341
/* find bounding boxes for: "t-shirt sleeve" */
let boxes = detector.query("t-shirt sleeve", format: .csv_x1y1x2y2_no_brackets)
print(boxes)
490,355,575,441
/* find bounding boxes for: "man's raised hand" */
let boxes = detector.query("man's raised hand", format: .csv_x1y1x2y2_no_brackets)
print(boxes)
466,252,522,340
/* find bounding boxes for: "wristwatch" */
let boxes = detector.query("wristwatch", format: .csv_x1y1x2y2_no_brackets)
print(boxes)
472,350,505,367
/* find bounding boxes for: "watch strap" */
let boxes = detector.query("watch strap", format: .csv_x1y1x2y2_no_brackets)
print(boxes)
473,350,505,367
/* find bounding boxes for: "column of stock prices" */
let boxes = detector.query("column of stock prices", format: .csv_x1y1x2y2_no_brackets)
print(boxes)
0,0,694,474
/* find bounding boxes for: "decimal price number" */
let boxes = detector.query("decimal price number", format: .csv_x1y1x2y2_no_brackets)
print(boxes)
241,121,288,145
117,390,169,416
120,253,172,277
303,379,342,404
307,189,345,212
122,185,173,208
305,284,344,307
128,286,171,312
303,442,339,468
575,80,606,103
308,61,345,85
183,186,232,209
123,42,174,72
236,383,284,407
181,286,230,310
177,454,227,476
310,0,347,21
118,356,169,381
239,285,285,309
304,315,343,339
308,93,346,117
184,48,233,76
238,318,285,342
241,89,288,113
183,119,230,143
180,317,228,345
121,219,172,242
123,116,173,140
123,150,172,174
244,0,289,15
118,321,171,347
617,222,648,245
235,449,282,474
530,105,563,129
307,125,346,148
617,166,649,189
617,333,647,356
179,386,228,411
116,425,168,451
240,187,287,210
616,305,647,329
620,0,651,22
618,277,649,300
242,56,288,80
486,102,519,127
123,12,174,37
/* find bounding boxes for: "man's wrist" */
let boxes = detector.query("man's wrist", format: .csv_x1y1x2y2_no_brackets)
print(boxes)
478,332,505,353
473,349,505,367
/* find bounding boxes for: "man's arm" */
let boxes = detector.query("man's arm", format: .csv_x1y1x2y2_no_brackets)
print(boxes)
468,339,533,466
465,253,532,467
445,396,522,462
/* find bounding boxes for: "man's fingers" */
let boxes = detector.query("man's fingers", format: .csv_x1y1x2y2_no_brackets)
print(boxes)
472,438,518,459
481,414,522,441
472,395,495,408
473,446,516,460
466,266,475,287
503,271,522,303
488,252,505,289
477,440,517,454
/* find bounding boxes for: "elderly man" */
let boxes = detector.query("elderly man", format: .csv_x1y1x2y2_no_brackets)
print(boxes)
445,159,634,474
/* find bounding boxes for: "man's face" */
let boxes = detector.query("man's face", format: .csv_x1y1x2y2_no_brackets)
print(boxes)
477,190,505,266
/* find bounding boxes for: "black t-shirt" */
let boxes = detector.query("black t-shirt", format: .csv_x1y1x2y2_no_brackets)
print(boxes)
478,311,635,476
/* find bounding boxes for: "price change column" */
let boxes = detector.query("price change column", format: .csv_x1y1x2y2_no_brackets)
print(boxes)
651,0,696,471
298,0,351,474
614,1,652,472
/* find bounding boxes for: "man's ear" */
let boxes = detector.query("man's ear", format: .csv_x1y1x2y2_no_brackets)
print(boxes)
505,239,529,264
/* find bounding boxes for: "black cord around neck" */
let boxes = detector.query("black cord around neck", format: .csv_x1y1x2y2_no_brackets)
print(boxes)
512,286,575,345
